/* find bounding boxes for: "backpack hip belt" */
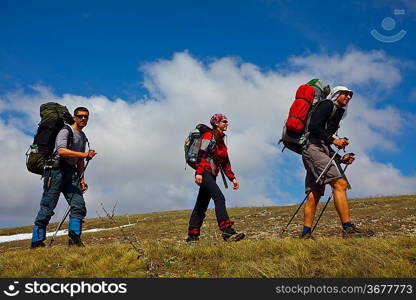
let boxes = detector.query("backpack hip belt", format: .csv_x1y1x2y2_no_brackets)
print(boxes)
206,157,217,176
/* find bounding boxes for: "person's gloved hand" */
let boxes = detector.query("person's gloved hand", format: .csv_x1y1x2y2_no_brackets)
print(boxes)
341,153,355,164
333,138,349,149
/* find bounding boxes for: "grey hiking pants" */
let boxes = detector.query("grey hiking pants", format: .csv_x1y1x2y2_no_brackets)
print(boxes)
302,143,343,196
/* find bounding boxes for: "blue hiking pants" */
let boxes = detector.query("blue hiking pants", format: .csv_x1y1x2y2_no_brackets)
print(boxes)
34,165,86,228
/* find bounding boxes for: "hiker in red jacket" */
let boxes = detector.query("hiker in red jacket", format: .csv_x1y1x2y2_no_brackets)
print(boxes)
186,114,245,242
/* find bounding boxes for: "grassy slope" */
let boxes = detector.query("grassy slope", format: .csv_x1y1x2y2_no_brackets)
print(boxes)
0,195,415,278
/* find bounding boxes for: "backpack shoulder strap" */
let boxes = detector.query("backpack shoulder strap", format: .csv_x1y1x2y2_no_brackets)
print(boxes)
329,102,338,120
322,101,338,130
312,99,332,111
303,99,334,140
63,125,90,151
81,131,90,151
327,102,340,133
304,99,329,131
200,131,215,151
63,124,74,149
208,131,216,150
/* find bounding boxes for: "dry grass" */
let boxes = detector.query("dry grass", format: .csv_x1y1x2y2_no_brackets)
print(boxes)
0,195,415,278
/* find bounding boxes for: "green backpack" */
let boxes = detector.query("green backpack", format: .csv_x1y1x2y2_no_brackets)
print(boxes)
26,102,74,175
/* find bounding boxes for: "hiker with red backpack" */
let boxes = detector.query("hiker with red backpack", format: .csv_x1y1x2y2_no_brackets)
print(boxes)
281,80,373,238
185,114,245,242
30,106,96,248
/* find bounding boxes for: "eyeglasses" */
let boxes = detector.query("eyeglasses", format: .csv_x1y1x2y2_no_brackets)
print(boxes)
75,114,89,119
341,91,353,97
221,120,228,124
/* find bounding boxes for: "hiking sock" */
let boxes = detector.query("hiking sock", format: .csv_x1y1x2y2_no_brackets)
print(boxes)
302,226,311,236
342,222,353,230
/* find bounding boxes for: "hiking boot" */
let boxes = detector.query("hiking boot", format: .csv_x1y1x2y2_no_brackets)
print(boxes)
299,232,314,240
186,228,200,242
68,236,85,247
342,224,374,238
185,234,200,243
222,227,245,242
31,241,46,249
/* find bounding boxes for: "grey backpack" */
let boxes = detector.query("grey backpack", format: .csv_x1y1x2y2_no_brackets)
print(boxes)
184,124,214,169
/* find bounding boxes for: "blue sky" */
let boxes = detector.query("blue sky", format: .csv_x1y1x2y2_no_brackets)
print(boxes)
1,0,414,97
0,0,415,228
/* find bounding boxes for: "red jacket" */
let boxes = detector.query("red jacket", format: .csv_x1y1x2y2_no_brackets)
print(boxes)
195,131,236,181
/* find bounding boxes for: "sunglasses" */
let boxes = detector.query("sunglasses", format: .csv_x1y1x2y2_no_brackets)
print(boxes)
75,114,89,119
221,120,228,124
341,91,353,97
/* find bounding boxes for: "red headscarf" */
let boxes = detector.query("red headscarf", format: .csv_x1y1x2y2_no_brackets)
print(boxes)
210,113,227,126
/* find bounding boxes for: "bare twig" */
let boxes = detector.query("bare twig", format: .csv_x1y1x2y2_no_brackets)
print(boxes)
100,202,144,258
95,210,102,219
99,202,159,277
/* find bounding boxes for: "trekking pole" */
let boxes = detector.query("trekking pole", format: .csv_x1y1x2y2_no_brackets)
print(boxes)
48,157,91,247
282,193,309,233
219,166,228,189
315,137,349,183
315,148,341,184
311,164,349,234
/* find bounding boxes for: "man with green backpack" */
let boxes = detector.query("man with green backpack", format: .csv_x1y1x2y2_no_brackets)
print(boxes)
30,105,96,248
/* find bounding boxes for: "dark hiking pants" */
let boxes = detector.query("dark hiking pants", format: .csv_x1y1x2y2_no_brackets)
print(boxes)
188,172,232,235
34,164,86,228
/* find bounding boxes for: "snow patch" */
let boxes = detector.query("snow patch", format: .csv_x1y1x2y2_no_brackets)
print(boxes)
0,224,136,243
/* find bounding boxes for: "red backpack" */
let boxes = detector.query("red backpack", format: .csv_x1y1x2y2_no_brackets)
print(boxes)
286,84,316,133
279,79,330,154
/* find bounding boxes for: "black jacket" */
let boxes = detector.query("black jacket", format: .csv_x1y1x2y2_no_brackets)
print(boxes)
308,100,345,146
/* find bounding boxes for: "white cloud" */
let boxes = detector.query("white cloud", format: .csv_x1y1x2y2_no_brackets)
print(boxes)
342,99,402,152
288,49,402,90
0,49,415,227
0,119,42,224
346,155,416,197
